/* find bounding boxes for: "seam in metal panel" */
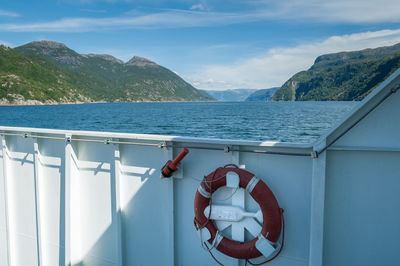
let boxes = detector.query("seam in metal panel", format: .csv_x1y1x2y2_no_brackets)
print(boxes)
33,139,43,266
64,137,72,266
309,140,327,266
113,144,123,266
164,143,175,266
1,136,11,266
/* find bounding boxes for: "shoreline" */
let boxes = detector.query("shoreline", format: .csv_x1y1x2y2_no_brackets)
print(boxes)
0,99,218,107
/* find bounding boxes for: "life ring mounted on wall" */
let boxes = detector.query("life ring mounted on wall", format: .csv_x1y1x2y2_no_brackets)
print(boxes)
193,164,284,264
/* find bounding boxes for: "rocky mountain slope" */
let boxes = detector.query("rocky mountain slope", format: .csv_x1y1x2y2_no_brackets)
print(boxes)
0,40,212,105
0,45,91,105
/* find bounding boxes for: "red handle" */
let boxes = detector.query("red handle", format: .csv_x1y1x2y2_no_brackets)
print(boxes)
161,148,189,177
172,148,189,166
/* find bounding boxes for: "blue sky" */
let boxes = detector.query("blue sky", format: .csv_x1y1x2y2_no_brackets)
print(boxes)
1,0,400,90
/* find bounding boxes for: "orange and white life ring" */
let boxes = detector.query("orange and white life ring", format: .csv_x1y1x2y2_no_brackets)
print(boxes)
194,164,283,260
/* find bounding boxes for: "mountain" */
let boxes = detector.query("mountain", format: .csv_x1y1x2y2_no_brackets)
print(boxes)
272,43,400,101
0,45,92,105
245,87,279,101
201,89,257,101
1,40,212,104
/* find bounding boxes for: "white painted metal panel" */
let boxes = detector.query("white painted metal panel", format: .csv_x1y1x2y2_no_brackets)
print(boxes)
242,150,312,265
75,141,119,266
36,139,65,266
0,136,10,266
119,144,172,266
324,151,400,266
6,136,39,266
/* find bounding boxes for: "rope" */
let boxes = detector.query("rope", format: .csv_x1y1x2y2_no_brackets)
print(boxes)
194,167,220,230
204,242,224,266
194,164,240,228
245,209,285,265
195,165,239,265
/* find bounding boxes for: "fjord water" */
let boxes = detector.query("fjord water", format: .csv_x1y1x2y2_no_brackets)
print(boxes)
0,101,357,144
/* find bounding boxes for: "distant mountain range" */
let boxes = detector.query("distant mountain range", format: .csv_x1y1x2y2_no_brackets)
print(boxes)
245,87,279,101
0,40,213,105
272,43,400,101
200,89,257,101
3,40,399,104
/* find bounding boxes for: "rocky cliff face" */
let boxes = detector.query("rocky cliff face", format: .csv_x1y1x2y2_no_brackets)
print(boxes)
126,56,157,67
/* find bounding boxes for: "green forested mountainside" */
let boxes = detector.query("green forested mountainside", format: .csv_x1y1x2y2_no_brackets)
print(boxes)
245,87,279,101
0,40,212,104
0,45,91,104
272,44,400,101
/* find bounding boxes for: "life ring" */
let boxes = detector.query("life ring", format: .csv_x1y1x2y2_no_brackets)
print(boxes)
193,164,282,260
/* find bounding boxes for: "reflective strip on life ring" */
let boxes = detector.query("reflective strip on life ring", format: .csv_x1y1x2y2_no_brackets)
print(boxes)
193,165,282,259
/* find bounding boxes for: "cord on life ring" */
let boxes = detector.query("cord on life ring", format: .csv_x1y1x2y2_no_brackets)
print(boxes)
194,164,283,261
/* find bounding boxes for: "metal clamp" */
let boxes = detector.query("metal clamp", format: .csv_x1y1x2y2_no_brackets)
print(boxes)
224,145,232,153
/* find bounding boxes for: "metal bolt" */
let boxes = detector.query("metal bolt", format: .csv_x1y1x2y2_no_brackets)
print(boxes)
158,142,166,149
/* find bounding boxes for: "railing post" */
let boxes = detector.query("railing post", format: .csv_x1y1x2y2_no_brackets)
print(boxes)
163,142,175,266
64,134,72,266
309,140,327,266
33,139,43,266
113,144,123,266
1,136,11,266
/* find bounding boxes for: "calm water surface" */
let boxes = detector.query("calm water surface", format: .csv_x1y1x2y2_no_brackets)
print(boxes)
0,101,358,144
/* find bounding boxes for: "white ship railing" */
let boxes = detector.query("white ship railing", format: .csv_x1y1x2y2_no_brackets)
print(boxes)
1,69,400,266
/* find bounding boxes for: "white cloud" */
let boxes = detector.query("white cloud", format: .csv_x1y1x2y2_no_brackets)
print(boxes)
0,10,260,32
63,0,131,3
0,9,20,17
0,40,13,47
188,29,400,90
190,4,206,11
255,0,400,23
2,0,400,32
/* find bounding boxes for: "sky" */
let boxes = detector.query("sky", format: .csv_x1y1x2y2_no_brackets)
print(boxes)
1,0,400,91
